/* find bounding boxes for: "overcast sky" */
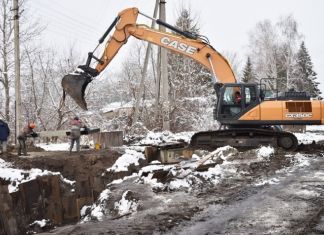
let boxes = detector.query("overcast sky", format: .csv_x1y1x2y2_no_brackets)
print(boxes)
27,0,324,91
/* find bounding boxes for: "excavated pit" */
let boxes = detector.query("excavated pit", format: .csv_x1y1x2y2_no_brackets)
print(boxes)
1,141,324,234
0,148,149,234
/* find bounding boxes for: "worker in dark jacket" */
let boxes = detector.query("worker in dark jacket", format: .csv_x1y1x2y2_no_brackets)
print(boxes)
0,119,10,154
17,123,37,156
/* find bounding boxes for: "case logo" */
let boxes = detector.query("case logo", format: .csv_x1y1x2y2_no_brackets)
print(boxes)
160,37,197,55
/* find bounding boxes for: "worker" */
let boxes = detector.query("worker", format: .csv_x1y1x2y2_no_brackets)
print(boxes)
0,119,10,154
234,91,242,104
17,122,37,156
69,116,84,154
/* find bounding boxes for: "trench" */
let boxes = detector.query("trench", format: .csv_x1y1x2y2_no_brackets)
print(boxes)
0,148,147,235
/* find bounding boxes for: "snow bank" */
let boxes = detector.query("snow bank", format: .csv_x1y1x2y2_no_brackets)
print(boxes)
107,149,145,172
294,132,324,144
257,146,275,159
81,189,112,222
306,125,324,131
114,190,138,215
30,219,49,228
0,158,75,193
139,131,193,145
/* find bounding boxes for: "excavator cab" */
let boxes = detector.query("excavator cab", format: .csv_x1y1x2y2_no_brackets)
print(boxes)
215,83,260,124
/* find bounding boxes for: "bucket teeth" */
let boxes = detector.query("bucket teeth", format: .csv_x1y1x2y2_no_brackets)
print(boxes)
61,73,92,110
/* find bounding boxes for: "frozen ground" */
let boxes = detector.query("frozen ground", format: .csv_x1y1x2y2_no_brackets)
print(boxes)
1,126,324,234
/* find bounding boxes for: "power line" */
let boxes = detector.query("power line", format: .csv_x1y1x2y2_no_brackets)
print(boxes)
29,8,100,44
34,0,98,32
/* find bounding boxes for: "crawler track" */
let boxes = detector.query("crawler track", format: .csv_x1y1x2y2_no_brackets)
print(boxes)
190,128,298,150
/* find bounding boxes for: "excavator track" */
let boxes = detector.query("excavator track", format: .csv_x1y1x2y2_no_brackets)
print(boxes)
190,128,298,151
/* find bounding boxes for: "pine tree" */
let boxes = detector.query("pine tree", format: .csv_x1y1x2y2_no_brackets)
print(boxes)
242,57,256,83
295,41,321,98
167,8,214,132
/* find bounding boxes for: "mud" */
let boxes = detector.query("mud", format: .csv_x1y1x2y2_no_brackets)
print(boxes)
1,143,324,235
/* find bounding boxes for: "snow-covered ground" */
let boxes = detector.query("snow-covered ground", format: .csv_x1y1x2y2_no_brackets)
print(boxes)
2,126,324,230
0,158,75,193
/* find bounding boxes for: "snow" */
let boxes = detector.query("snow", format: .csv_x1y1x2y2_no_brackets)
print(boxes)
295,189,320,198
306,125,324,131
107,149,145,172
79,127,324,224
0,158,75,193
257,146,275,158
114,190,138,215
294,132,324,144
139,131,194,145
168,178,191,190
30,219,49,228
254,177,280,186
101,101,134,113
293,153,311,167
81,189,112,222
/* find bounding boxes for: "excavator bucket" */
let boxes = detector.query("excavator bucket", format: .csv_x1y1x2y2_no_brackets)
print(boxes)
62,73,92,110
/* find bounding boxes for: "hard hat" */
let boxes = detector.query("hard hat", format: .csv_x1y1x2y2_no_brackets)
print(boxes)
29,123,36,129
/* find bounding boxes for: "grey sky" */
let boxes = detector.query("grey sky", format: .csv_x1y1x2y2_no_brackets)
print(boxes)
28,0,324,91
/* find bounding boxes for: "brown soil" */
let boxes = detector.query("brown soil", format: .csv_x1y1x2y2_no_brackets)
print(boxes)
1,143,324,235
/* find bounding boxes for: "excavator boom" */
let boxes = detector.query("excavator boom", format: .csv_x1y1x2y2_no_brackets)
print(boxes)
62,7,236,110
61,7,324,151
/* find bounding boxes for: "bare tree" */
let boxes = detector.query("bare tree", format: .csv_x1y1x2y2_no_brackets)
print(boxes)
0,0,14,122
247,16,303,92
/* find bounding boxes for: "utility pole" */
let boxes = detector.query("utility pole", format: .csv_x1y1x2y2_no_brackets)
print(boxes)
13,0,22,142
133,0,159,124
159,0,170,130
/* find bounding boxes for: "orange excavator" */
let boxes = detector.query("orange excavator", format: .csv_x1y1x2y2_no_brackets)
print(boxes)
62,7,324,150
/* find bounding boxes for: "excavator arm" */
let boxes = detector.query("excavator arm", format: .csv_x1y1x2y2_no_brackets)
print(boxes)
62,7,236,110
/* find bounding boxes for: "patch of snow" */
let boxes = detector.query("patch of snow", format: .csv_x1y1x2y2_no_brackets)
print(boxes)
101,101,133,113
82,189,112,222
213,146,237,160
306,125,324,131
257,146,275,159
80,206,91,217
60,176,76,186
293,153,311,167
107,149,145,172
0,158,75,193
114,190,138,215
168,178,191,190
294,132,324,144
254,177,280,186
138,131,194,145
36,143,70,151
295,189,320,198
109,173,139,185
140,173,165,190
30,219,49,228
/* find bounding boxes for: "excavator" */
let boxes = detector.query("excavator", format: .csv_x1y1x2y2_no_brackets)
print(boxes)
62,7,324,151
